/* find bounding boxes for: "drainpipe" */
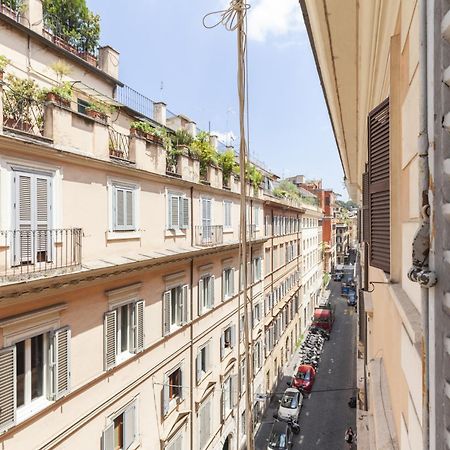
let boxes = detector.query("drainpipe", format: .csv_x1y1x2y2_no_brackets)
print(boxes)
406,1,436,448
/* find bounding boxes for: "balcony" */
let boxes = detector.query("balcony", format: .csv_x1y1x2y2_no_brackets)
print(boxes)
109,128,131,161
0,228,82,282
194,225,223,246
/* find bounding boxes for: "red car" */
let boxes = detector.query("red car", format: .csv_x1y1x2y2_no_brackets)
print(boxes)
292,364,316,393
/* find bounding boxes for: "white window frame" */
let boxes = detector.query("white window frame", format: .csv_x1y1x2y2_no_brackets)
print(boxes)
198,274,214,315
111,182,137,231
199,397,212,450
196,340,211,384
163,285,188,335
222,267,235,301
223,200,232,230
167,191,189,231
220,324,236,359
163,363,184,416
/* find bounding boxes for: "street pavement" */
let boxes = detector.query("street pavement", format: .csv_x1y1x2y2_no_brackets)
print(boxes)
254,273,357,450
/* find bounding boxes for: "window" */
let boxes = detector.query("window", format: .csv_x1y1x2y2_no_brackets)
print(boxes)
196,342,210,383
265,248,271,275
220,325,236,359
240,358,246,393
112,183,137,231
253,206,260,228
253,340,262,371
222,268,235,300
221,375,236,419
241,410,246,435
199,399,212,449
198,275,214,314
252,303,261,328
252,257,262,282
77,98,90,115
0,327,71,433
168,193,189,230
163,286,188,335
163,366,183,415
104,301,144,370
166,433,183,450
102,400,137,450
223,201,232,229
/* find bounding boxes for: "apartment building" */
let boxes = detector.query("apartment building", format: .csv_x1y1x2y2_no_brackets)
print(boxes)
335,222,349,265
0,2,323,449
300,0,450,448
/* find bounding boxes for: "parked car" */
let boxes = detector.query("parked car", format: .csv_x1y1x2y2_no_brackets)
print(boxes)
347,291,357,306
292,364,316,393
333,273,344,281
267,420,294,450
312,308,333,331
277,388,303,421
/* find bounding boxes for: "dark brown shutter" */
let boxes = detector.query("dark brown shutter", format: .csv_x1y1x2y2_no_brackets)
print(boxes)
362,169,369,242
368,98,390,273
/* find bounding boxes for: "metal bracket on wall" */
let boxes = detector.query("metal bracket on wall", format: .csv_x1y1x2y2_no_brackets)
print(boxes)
366,281,390,293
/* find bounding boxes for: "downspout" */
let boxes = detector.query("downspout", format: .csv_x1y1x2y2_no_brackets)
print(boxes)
406,1,436,449
189,258,194,450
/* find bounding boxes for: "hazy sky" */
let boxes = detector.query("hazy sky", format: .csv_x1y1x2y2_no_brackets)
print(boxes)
86,0,345,197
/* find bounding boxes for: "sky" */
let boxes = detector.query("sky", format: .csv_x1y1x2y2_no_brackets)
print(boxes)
86,0,346,197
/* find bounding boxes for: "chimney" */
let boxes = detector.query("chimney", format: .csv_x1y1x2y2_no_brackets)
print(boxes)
186,120,196,137
98,46,120,79
209,134,218,149
153,102,166,126
23,0,43,33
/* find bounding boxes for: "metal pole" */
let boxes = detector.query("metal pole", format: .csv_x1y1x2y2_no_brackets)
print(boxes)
236,1,254,448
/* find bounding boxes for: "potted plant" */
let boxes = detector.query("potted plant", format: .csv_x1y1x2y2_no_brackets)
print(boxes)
0,55,10,80
130,120,163,145
46,61,73,107
246,164,263,194
3,74,45,133
218,149,239,189
77,11,99,65
170,129,193,151
86,99,113,122
189,131,219,182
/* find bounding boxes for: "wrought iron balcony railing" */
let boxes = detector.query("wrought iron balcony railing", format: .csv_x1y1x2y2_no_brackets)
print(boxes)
0,228,82,281
108,128,130,160
194,225,223,247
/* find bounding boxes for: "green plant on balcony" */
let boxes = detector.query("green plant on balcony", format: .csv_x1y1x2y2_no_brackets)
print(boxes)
170,129,193,148
86,99,114,121
3,75,45,132
218,149,239,187
1,0,25,13
130,120,163,144
45,61,73,106
273,179,301,201
190,131,218,180
42,0,100,54
245,163,263,190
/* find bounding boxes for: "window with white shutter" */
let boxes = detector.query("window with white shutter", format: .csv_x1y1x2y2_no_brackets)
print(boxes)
104,311,117,371
112,183,136,231
0,346,16,433
222,268,234,300
223,201,232,229
198,275,214,314
163,366,183,415
165,432,184,450
196,341,210,384
162,285,188,335
199,399,212,450
51,327,71,400
102,399,137,450
168,193,189,230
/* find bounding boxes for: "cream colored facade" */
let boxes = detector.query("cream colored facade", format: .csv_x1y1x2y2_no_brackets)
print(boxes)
0,2,323,449
300,0,449,449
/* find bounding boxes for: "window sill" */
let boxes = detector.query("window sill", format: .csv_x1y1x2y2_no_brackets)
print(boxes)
165,397,184,418
221,348,234,360
106,230,141,241
197,370,212,386
223,228,234,234
165,229,187,237
116,350,134,365
17,397,53,424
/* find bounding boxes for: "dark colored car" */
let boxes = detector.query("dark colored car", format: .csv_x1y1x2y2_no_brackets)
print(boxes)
333,273,344,281
347,291,357,306
267,420,294,450
292,364,316,393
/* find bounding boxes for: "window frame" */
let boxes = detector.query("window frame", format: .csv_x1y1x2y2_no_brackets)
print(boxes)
223,200,232,230
167,191,189,231
222,267,235,301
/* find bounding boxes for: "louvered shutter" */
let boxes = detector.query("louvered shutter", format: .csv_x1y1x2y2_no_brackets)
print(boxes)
205,341,210,372
170,195,179,229
368,99,390,272
196,351,201,383
104,310,117,370
16,174,32,264
198,278,204,315
116,188,124,228
163,290,171,335
181,197,189,229
52,327,71,400
134,300,144,353
36,177,50,260
220,333,225,359
222,270,226,301
163,379,169,415
182,285,188,324
102,423,114,450
0,346,16,433
362,170,369,242
208,276,215,308
231,325,236,348
123,401,136,449
125,189,134,229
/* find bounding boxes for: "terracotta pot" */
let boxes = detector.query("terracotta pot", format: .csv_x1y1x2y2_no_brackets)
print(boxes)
46,91,70,108
78,51,97,66
87,109,107,122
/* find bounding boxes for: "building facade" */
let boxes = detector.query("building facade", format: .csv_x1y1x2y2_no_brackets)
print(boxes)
300,0,450,449
0,2,323,449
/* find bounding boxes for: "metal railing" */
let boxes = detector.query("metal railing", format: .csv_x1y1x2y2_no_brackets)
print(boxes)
42,12,98,66
108,128,130,160
3,85,45,137
115,84,154,119
0,228,82,281
194,225,223,246
0,0,21,21
166,154,180,176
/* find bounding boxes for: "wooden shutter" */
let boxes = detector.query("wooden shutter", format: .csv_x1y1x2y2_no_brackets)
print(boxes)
182,285,188,324
102,422,114,450
162,378,169,415
123,401,136,449
125,190,134,229
16,174,32,263
368,99,390,272
198,278,204,315
0,346,16,433
116,188,124,228
163,290,171,335
230,325,236,348
134,300,144,353
36,177,50,259
196,350,202,383
104,310,117,370
362,170,369,242
169,194,179,229
220,332,225,359
181,197,189,229
52,327,71,400
208,276,215,308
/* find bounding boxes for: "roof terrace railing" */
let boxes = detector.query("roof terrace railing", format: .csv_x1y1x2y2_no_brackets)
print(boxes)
115,84,154,120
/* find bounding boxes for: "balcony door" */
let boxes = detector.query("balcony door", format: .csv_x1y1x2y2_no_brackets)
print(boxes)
13,170,52,265
201,198,212,242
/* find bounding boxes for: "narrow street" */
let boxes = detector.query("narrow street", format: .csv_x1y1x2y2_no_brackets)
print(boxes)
255,274,357,449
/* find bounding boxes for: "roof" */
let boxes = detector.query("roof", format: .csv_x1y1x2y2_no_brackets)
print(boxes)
314,308,331,317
